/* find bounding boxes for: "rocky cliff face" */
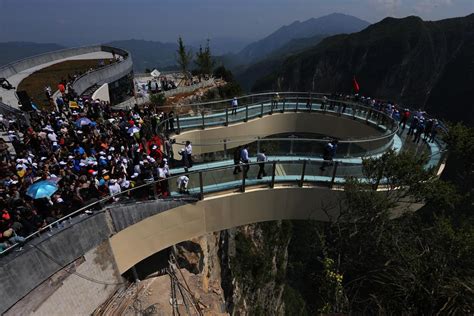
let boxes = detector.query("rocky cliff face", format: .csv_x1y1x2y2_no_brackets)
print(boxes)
173,221,292,315
252,14,474,125
219,221,291,315
98,222,293,315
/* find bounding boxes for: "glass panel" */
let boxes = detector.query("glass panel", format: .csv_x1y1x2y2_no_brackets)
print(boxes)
228,105,248,124
202,110,227,127
201,165,242,193
247,104,262,119
304,160,333,184
335,162,364,181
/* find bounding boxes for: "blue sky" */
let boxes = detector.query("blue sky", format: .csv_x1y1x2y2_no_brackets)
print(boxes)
0,0,473,44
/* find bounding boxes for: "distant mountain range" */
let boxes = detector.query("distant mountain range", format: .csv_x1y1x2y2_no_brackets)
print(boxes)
0,13,369,75
230,13,370,90
190,37,253,56
233,13,370,64
106,39,179,72
0,42,65,66
250,14,474,125
235,34,329,91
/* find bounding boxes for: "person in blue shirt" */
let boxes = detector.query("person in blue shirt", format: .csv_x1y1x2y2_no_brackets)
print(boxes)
74,143,85,156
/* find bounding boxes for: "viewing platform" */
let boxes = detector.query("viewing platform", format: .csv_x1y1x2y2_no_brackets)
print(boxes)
0,92,446,314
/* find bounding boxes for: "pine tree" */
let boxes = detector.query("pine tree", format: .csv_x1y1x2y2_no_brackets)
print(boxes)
176,36,192,80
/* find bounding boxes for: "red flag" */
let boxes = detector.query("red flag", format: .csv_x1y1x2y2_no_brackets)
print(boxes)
352,76,360,93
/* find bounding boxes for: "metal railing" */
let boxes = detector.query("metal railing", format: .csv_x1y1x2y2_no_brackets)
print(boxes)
71,46,133,96
174,135,396,163
0,92,447,256
0,146,447,257
157,92,399,139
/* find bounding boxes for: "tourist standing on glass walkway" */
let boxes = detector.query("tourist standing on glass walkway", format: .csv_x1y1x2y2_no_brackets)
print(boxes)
271,93,280,109
233,145,242,174
231,97,238,115
180,141,193,172
256,149,267,179
399,109,410,131
241,144,250,177
320,140,338,171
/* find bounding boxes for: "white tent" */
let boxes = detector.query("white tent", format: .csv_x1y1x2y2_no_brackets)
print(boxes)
150,69,161,78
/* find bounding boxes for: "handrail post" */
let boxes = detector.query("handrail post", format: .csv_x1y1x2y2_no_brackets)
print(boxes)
309,93,312,112
223,139,228,158
199,171,204,200
176,115,181,134
260,103,264,117
331,161,339,188
201,111,205,129
299,160,307,187
245,104,248,122
270,162,276,188
225,108,229,126
270,100,274,115
346,143,352,158
241,166,246,192
296,97,299,112
152,181,158,200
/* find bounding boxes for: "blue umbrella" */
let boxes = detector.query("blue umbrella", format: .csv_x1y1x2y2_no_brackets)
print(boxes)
75,117,92,128
26,180,58,199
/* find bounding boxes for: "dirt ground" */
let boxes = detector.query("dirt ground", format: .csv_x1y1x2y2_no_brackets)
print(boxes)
95,267,227,316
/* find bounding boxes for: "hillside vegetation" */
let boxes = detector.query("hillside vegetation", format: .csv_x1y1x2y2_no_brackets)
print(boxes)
252,14,474,124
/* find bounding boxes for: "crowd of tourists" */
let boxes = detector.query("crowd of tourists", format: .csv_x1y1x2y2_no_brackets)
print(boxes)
350,94,441,142
0,92,182,252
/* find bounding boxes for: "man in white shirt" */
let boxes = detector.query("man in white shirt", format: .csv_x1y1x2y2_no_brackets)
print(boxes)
181,141,193,172
231,97,238,115
157,160,169,197
240,144,250,177
177,175,189,194
47,131,58,143
108,179,122,201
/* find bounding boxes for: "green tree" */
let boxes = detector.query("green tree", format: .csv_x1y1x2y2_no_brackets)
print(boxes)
320,149,472,314
149,93,166,106
285,141,473,314
176,36,192,80
194,39,214,78
213,65,234,82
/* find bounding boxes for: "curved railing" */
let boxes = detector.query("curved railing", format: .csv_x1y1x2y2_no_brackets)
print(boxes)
175,135,398,164
0,92,447,256
158,92,399,140
71,45,133,96
0,45,107,79
0,146,446,256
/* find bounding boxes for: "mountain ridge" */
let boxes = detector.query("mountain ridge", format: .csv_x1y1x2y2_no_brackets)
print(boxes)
235,13,370,64
250,14,474,124
0,42,65,67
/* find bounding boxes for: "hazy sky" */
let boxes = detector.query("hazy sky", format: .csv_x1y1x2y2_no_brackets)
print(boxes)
0,0,473,45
